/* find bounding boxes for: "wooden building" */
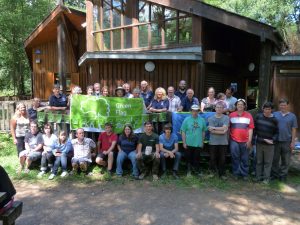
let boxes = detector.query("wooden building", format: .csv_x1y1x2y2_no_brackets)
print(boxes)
25,0,284,109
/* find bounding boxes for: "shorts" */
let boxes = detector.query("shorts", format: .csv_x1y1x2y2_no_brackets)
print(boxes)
19,150,42,162
71,157,91,164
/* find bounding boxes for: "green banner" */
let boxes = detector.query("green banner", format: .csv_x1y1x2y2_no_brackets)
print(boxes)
70,95,145,133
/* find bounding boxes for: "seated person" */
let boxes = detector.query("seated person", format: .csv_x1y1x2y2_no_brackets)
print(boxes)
136,122,160,181
37,123,58,177
180,89,199,112
71,128,96,174
159,123,181,179
48,84,67,110
116,124,139,178
48,131,73,180
18,121,44,173
27,98,40,121
96,123,118,176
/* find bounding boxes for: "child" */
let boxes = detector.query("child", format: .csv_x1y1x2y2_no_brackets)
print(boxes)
48,131,73,180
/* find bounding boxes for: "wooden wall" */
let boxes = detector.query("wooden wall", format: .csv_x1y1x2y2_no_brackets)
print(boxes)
83,60,203,99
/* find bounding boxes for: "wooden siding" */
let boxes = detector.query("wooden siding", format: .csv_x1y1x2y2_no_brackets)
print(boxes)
83,60,203,99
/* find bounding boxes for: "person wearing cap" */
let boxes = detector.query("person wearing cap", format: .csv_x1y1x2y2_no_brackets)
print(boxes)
180,89,199,112
180,104,207,176
96,122,118,176
229,99,254,180
48,84,67,110
115,86,126,97
271,98,298,182
136,121,160,181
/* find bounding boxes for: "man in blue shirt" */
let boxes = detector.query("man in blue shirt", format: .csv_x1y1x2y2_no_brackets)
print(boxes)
175,80,187,101
271,98,298,182
48,85,67,111
140,80,154,108
180,89,199,112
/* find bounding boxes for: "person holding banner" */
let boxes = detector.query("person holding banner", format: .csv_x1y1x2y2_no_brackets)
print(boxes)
96,123,118,176
115,86,126,97
71,128,96,175
159,123,181,179
181,105,207,177
137,122,160,181
116,124,139,178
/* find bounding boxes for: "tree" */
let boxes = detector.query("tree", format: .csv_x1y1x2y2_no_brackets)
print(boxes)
0,0,54,95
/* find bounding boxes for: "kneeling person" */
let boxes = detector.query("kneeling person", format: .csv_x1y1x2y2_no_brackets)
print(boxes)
137,122,160,180
71,128,96,174
159,123,181,179
96,123,117,175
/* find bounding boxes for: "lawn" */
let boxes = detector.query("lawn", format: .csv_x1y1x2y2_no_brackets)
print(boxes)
1,133,299,193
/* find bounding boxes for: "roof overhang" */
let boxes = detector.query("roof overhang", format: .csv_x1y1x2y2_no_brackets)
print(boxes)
78,46,202,66
272,55,300,62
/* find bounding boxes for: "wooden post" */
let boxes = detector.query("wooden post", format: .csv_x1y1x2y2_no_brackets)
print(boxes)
86,0,94,52
258,40,272,108
57,16,67,93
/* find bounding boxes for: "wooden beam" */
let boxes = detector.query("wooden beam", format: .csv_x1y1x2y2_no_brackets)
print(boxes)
258,40,272,107
86,0,94,52
203,50,234,67
57,16,67,92
147,0,280,46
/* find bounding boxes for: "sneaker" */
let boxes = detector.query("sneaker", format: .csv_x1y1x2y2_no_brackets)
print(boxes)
60,171,69,177
172,171,179,179
116,174,122,178
85,172,93,176
138,173,145,180
262,179,270,185
220,175,228,181
153,174,159,181
24,168,30,174
48,174,56,180
69,169,77,175
197,172,204,178
160,171,167,179
242,176,249,181
37,171,46,178
186,171,192,177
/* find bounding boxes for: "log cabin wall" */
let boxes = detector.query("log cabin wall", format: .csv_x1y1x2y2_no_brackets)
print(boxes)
83,60,202,99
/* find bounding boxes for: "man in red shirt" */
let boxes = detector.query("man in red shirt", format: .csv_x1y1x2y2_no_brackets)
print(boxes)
229,99,254,180
96,123,118,176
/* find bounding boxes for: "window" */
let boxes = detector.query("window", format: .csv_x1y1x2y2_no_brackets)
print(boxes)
151,23,162,46
151,5,163,22
179,17,192,44
112,0,122,27
113,30,121,50
123,0,132,25
103,31,111,50
139,25,148,47
165,19,177,45
103,0,111,29
124,28,132,48
139,1,149,22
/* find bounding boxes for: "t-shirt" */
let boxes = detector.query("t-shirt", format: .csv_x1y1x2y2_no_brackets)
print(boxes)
225,96,237,111
138,133,159,154
24,132,44,151
71,138,96,161
229,111,254,143
254,113,278,144
43,134,58,152
98,132,118,153
49,93,67,107
180,116,207,147
150,99,169,110
27,108,37,121
15,117,29,137
181,96,199,112
274,111,298,142
159,133,178,150
208,114,229,145
118,134,138,154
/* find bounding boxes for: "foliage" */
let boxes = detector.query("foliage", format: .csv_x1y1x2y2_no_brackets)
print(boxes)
64,0,85,9
204,0,300,53
0,0,54,96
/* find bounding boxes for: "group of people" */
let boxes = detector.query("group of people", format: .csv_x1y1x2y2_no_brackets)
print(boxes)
10,80,298,183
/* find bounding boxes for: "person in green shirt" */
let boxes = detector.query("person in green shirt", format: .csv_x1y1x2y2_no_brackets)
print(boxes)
181,104,207,176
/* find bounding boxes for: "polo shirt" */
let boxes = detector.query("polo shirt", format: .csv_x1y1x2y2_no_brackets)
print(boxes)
49,93,67,107
71,138,96,161
140,90,154,107
118,134,138,154
159,133,178,150
229,111,254,143
274,111,298,142
175,90,186,101
181,96,199,112
180,116,207,147
27,108,37,121
98,132,118,153
168,95,181,112
151,99,169,110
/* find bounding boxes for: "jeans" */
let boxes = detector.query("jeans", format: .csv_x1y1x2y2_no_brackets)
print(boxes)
256,143,274,180
209,145,227,176
160,151,181,172
40,152,54,171
116,151,139,177
52,154,68,175
230,140,249,177
185,146,201,172
271,141,291,178
137,153,160,175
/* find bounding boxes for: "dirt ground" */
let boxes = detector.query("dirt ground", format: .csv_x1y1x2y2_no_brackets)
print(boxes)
10,178,300,225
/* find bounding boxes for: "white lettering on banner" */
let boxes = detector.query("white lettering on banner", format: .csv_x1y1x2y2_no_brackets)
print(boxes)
115,109,127,116
116,103,132,109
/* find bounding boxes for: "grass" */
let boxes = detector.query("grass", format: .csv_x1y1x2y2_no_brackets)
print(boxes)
1,133,300,193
